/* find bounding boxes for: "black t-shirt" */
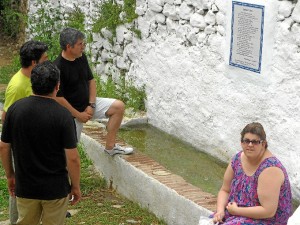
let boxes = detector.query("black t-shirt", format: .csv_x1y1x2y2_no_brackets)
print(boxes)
54,53,94,112
1,96,77,200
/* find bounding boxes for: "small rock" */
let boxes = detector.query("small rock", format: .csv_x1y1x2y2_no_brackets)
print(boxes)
153,170,171,176
126,219,141,224
112,204,124,208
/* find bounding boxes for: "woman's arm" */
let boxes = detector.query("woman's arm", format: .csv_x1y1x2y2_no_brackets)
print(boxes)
227,167,284,219
213,162,234,223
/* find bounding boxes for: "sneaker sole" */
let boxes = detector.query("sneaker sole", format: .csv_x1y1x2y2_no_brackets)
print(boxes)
104,149,133,156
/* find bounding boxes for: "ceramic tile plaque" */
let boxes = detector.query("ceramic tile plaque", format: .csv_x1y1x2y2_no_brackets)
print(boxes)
229,1,264,74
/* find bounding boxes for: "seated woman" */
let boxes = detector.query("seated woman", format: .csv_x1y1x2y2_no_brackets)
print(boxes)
213,122,292,224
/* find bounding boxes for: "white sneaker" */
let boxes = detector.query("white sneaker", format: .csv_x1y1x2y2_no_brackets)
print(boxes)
104,144,134,156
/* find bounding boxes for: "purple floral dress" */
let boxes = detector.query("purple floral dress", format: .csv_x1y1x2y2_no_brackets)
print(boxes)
222,151,292,225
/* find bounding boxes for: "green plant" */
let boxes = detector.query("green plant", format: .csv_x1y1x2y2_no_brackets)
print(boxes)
0,56,20,84
77,144,106,195
130,27,142,39
117,71,146,111
27,0,63,61
0,161,9,221
95,75,119,100
0,55,19,103
125,81,146,111
0,91,5,103
92,0,139,40
65,4,86,34
92,0,123,38
123,0,138,23
95,74,146,112
0,0,26,38
0,47,20,104
28,0,87,61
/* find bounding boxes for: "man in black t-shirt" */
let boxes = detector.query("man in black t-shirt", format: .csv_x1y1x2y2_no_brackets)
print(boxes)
0,61,81,225
54,27,133,156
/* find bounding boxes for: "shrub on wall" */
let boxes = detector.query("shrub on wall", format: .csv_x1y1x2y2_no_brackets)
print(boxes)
28,0,65,60
95,73,146,111
92,0,123,38
0,0,26,38
92,0,139,41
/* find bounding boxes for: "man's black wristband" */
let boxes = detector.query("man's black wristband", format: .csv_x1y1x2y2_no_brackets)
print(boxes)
88,103,96,108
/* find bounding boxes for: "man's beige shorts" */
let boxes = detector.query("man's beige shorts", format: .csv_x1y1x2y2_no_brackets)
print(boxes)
16,196,69,225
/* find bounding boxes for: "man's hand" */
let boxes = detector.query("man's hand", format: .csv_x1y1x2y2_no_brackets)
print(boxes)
85,106,94,117
69,187,81,205
7,177,15,197
77,111,92,123
0,141,15,197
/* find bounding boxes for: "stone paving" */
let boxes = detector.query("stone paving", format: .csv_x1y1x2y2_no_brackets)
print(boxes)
83,125,217,212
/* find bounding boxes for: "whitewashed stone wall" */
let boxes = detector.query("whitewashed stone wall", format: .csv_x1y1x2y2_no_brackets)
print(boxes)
28,0,300,200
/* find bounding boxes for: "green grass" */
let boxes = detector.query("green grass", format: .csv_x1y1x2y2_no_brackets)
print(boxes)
66,191,166,225
0,161,9,221
0,56,19,84
0,55,20,102
0,144,166,224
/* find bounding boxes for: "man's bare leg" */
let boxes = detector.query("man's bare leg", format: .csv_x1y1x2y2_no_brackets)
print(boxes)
104,100,133,155
105,100,124,149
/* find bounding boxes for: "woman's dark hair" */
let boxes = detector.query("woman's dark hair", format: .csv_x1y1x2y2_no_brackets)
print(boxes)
20,40,48,68
31,61,60,95
241,122,268,148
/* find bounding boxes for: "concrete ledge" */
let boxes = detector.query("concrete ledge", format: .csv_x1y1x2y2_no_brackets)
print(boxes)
81,131,213,225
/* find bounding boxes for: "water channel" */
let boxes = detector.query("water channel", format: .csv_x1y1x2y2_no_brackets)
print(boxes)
118,123,227,196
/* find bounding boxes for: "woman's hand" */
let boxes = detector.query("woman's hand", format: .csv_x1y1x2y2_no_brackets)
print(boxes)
213,210,225,223
226,202,239,215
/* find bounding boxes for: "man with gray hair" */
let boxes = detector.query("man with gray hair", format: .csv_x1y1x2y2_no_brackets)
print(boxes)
54,27,133,156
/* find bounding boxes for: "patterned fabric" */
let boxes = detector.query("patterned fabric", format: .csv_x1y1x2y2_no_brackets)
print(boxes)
222,151,292,225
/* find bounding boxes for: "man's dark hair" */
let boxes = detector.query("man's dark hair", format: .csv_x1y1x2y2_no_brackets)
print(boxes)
31,61,60,95
59,27,85,51
20,40,48,68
